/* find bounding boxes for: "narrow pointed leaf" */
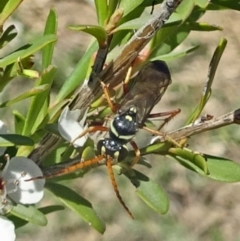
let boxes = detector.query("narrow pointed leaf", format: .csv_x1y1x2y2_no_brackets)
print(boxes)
22,66,57,136
56,41,98,102
0,0,23,26
119,0,145,17
0,34,57,67
187,38,227,124
42,9,58,69
94,0,108,26
210,0,240,11
151,45,199,61
0,134,34,146
13,110,25,134
184,21,223,31
114,17,181,32
0,84,49,107
68,25,107,48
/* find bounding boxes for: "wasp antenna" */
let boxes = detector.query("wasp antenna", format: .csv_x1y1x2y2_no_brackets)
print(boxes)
71,126,108,144
106,158,134,219
25,175,46,181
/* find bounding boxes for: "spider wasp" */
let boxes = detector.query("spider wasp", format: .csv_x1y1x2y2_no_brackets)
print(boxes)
29,60,177,219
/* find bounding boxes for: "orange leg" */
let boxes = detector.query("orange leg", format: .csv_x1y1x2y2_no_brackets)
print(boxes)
148,108,181,130
142,126,165,136
25,155,105,181
106,157,134,219
130,140,141,167
100,81,118,113
123,66,133,94
157,108,181,130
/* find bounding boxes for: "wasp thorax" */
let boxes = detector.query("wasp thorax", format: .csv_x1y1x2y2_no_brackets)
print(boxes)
97,138,128,162
109,107,138,144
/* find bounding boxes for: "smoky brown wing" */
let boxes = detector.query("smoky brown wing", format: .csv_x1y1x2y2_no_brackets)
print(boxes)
119,60,171,127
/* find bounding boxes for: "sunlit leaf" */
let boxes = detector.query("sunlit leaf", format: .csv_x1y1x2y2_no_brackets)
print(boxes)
119,0,145,17
151,45,199,61
187,37,227,124
94,0,108,26
0,34,57,67
0,0,23,27
42,9,58,69
55,40,98,102
22,66,57,136
0,84,49,108
68,25,107,48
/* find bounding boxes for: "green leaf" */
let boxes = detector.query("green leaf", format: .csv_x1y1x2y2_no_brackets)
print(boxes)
150,0,208,58
39,205,65,214
46,182,106,234
22,66,57,136
119,0,145,17
194,0,209,8
187,37,227,124
106,1,120,20
151,45,199,61
9,205,64,229
168,148,208,174
42,9,58,69
139,141,173,156
0,0,23,27
126,170,169,214
0,55,34,91
9,204,47,226
94,0,108,26
184,21,223,31
68,25,107,48
206,154,240,182
210,0,240,11
0,84,49,108
176,0,195,20
40,99,69,126
0,25,17,49
55,40,98,102
13,110,25,134
113,17,182,32
0,134,34,146
0,34,57,67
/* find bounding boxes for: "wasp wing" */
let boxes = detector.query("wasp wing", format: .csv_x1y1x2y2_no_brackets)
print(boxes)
119,60,171,127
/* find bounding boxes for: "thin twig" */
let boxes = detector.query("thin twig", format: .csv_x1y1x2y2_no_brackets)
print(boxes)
162,108,240,141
